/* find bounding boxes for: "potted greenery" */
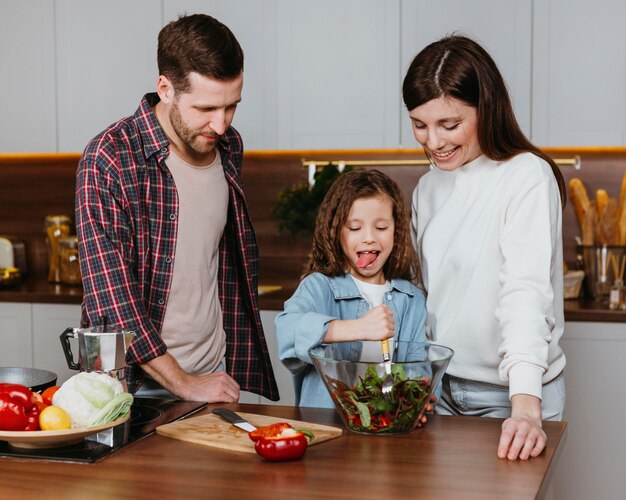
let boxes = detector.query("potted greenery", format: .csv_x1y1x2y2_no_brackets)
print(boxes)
272,164,352,239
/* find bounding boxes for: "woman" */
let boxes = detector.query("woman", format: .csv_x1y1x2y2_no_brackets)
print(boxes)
403,35,566,461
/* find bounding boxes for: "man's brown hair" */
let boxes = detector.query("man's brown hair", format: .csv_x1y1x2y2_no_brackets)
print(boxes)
158,14,243,93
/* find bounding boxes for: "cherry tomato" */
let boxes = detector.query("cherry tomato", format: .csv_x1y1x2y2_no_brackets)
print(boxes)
41,386,60,406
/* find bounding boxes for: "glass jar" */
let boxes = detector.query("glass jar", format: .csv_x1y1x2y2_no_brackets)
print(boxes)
45,215,71,283
59,236,81,286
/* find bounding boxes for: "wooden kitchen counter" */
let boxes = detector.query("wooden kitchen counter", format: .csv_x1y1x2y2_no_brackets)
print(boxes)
0,403,566,500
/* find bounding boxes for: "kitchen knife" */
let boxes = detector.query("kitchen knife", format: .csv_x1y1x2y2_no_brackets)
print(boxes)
212,408,257,432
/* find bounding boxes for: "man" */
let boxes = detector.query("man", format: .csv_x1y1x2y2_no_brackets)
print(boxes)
75,14,279,402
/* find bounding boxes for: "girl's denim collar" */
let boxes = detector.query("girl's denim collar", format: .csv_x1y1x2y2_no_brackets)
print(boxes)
326,273,416,300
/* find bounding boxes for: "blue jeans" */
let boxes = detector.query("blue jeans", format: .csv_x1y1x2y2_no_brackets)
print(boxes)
436,372,565,421
135,360,226,399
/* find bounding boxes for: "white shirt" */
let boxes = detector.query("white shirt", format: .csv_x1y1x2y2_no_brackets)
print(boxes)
412,153,566,399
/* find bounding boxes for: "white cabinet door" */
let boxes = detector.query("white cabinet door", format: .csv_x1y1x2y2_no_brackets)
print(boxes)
552,321,626,500
275,0,401,149
259,310,296,406
32,303,82,385
55,0,161,152
532,0,626,146
0,303,33,368
0,1,56,152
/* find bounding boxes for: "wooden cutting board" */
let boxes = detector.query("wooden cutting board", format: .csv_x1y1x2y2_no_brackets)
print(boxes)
155,412,343,453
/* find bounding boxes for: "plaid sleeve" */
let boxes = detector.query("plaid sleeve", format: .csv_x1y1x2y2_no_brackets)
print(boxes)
75,142,167,364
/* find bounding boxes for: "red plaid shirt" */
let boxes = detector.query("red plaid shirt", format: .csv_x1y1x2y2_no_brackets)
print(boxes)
75,93,279,400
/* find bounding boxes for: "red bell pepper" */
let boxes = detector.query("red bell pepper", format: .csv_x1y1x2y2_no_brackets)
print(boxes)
0,383,40,431
249,423,314,462
0,394,28,431
248,422,293,442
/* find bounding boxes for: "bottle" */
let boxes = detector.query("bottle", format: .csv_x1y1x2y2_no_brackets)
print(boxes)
608,279,625,310
59,236,81,286
44,215,71,283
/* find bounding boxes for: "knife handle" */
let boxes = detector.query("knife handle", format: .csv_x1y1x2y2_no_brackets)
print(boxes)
212,408,244,424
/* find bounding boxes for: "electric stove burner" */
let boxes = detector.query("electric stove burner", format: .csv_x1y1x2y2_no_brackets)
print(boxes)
0,397,207,463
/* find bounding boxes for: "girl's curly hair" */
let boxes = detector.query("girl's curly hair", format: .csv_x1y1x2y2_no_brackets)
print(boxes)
304,169,420,283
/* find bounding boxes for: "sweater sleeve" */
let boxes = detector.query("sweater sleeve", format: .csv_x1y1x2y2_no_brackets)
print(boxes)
274,275,337,375
495,169,561,399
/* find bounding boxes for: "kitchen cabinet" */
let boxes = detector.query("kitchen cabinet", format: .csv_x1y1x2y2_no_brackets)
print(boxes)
31,303,81,385
532,0,626,146
0,302,32,368
239,310,296,405
0,302,79,383
5,1,626,153
0,0,56,152
551,321,626,499
55,0,161,152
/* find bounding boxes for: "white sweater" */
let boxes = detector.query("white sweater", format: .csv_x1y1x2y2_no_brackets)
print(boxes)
412,153,566,399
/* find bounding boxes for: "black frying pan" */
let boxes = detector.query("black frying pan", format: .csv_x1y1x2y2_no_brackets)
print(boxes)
0,367,57,393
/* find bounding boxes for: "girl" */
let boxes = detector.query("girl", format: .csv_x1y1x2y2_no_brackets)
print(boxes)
275,169,427,408
403,35,566,460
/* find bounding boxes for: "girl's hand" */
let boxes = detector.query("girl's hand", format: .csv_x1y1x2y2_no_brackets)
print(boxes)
497,394,546,460
355,304,395,341
324,304,395,342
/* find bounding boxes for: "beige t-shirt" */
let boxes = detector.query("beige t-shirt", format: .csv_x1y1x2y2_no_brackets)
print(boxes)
160,150,229,375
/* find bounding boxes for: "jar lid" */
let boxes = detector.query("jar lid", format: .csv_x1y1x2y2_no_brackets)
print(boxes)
45,215,71,224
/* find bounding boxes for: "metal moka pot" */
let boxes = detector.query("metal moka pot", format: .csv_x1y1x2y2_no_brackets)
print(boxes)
60,319,135,380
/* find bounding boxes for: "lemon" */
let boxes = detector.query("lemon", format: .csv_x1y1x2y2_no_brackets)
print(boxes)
39,405,72,430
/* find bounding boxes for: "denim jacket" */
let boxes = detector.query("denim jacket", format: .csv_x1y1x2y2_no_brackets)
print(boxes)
275,272,427,408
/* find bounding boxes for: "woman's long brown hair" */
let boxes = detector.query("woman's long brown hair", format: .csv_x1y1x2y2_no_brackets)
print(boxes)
305,169,420,283
402,35,566,207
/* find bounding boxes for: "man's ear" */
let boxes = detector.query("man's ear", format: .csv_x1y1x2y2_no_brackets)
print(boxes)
157,75,174,104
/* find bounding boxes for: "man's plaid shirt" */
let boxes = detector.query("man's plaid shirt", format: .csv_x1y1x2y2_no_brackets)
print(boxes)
75,93,279,400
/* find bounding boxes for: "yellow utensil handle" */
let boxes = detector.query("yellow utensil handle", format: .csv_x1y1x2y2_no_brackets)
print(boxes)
380,339,391,363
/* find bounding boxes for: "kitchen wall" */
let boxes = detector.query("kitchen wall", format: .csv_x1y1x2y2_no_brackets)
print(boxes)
1,0,626,153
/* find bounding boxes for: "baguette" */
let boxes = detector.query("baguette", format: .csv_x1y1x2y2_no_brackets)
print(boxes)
582,204,596,245
599,197,619,244
619,171,626,243
596,189,609,220
620,199,626,245
569,178,591,232
620,170,626,212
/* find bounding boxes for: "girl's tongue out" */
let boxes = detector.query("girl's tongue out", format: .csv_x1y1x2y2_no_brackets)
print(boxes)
356,251,378,269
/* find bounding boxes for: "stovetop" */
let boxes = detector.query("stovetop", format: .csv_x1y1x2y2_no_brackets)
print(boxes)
0,397,207,463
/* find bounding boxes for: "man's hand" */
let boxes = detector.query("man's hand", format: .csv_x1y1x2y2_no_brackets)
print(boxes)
141,353,240,403
497,394,546,460
179,370,240,403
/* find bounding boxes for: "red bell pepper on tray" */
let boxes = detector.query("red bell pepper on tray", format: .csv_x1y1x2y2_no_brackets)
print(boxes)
0,383,41,431
249,422,314,462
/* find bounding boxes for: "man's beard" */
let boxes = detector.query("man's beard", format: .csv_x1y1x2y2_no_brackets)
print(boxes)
169,101,217,155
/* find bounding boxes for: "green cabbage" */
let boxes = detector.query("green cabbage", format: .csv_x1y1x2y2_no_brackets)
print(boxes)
52,372,133,428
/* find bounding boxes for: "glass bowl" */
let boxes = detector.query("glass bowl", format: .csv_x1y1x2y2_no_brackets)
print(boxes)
309,341,454,435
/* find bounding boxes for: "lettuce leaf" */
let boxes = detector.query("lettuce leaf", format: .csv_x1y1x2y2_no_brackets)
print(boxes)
89,392,134,425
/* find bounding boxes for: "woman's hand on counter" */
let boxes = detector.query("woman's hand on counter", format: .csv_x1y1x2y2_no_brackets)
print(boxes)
497,394,546,460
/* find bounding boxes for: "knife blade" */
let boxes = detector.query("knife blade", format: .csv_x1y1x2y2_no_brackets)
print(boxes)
212,408,257,432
